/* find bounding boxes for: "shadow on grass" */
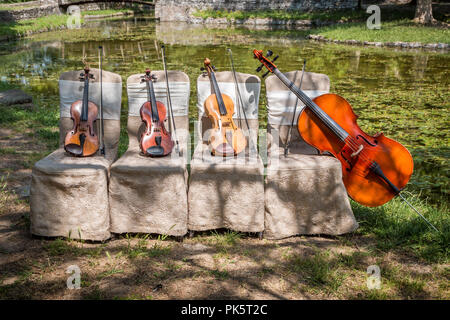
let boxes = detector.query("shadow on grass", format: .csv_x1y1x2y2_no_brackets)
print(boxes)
350,196,449,263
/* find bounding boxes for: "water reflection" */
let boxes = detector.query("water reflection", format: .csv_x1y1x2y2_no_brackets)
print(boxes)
0,18,448,201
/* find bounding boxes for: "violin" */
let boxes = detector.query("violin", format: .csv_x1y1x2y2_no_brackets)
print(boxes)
64,65,99,157
202,58,247,157
254,49,414,207
139,69,174,157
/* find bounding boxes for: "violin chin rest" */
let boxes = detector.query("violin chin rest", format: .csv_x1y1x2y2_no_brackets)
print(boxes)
146,146,165,157
65,144,83,156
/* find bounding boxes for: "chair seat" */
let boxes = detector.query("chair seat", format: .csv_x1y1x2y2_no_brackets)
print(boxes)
110,148,186,173
30,149,111,241
264,148,358,239
33,148,111,174
188,142,265,233
109,147,188,236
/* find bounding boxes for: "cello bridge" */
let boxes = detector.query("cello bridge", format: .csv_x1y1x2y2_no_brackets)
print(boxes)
351,144,364,157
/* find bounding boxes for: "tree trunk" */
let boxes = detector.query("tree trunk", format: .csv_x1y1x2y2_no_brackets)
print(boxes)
414,0,435,24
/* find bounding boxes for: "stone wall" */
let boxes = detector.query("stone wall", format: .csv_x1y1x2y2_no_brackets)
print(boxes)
155,0,359,22
0,1,154,22
0,1,60,22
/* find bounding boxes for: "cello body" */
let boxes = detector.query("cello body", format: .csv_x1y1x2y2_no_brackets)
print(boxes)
298,93,414,207
64,66,99,157
139,69,174,157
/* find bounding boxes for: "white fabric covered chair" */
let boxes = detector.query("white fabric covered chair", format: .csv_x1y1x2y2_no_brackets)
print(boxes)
188,72,264,235
264,71,358,239
30,69,122,241
108,71,190,237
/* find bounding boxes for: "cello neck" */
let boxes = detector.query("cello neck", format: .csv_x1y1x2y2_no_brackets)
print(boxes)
272,68,349,141
81,70,90,122
146,74,160,123
209,70,228,116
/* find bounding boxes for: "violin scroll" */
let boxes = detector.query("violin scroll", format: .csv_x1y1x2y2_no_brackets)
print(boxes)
254,49,278,77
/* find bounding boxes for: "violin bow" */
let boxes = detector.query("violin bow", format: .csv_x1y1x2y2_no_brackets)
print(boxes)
227,48,250,132
98,46,105,156
284,59,306,157
161,44,181,156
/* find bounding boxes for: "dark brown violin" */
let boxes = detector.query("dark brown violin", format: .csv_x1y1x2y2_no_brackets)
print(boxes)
202,58,247,157
139,69,174,157
64,65,99,157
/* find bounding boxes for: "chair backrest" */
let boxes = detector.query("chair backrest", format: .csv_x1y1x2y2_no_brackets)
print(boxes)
265,71,330,154
197,71,260,144
126,70,190,151
59,68,122,161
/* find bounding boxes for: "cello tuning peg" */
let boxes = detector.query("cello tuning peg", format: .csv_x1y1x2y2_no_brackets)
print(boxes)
212,65,216,71
262,70,270,78
272,55,279,62
80,73,84,77
256,64,264,72
201,72,208,77
200,67,205,71
89,74,94,79
267,50,273,57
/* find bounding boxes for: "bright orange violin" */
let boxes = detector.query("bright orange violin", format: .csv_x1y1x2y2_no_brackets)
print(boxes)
202,58,247,157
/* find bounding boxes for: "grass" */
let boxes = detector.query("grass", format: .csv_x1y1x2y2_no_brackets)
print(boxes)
125,234,172,259
313,20,450,44
351,196,449,264
290,251,344,293
193,8,449,44
0,14,78,38
0,9,141,38
82,9,134,17
192,9,416,22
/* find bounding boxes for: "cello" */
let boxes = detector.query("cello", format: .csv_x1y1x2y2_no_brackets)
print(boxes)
139,69,174,157
64,64,99,157
254,49,438,231
202,58,247,157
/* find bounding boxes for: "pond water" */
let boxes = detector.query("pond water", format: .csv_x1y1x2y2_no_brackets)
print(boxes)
0,16,448,204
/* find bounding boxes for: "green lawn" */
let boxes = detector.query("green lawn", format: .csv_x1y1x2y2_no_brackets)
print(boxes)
313,20,450,44
192,9,419,22
81,9,134,16
0,10,137,38
0,14,79,38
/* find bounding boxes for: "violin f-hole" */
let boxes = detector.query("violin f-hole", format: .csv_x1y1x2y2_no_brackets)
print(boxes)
356,134,378,147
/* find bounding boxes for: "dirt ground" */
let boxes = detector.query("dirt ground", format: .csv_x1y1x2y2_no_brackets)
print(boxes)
0,120,448,300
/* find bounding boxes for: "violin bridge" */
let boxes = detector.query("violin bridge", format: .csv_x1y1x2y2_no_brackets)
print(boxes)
351,144,364,157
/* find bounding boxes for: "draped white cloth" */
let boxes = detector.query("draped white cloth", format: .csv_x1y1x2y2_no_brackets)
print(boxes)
266,89,328,125
127,81,190,117
59,80,122,120
197,78,260,120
